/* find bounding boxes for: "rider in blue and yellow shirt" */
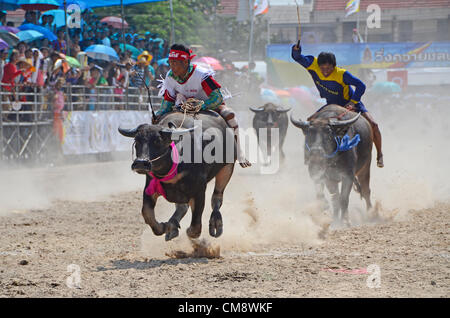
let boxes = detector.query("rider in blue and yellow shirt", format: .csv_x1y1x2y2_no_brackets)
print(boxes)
291,44,384,168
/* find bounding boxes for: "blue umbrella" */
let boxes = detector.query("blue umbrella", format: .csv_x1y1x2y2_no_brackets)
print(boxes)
17,30,45,43
85,44,119,62
19,24,57,42
157,58,168,66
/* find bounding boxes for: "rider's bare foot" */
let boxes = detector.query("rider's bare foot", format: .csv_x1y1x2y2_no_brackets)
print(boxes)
239,158,252,168
377,155,384,168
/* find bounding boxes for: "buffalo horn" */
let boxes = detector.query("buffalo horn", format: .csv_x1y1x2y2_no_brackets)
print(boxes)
329,112,361,127
249,106,265,113
160,126,197,138
290,113,310,129
118,126,138,138
276,107,291,113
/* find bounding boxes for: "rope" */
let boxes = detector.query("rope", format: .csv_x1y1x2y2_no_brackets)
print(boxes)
177,98,204,128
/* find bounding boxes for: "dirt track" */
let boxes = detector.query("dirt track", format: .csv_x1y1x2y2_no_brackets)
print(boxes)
0,170,448,298
0,103,449,298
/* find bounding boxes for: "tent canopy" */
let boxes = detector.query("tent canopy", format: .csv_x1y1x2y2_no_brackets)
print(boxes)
4,0,167,10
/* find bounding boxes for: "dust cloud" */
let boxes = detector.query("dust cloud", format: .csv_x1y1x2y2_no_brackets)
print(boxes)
1,89,449,258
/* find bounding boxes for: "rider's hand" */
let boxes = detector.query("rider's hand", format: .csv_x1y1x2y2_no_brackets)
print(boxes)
152,115,160,124
345,102,355,111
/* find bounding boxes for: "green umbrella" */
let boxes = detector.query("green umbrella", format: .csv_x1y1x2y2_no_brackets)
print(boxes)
119,43,141,59
65,55,81,68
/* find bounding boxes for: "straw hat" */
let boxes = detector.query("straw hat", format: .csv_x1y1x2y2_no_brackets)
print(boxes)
137,51,152,65
17,57,33,69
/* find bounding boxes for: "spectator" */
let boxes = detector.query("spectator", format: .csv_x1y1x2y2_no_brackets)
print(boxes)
17,42,27,59
2,50,25,107
41,14,49,28
352,28,364,43
102,28,111,47
53,29,67,54
0,49,8,84
0,11,6,26
52,77,65,145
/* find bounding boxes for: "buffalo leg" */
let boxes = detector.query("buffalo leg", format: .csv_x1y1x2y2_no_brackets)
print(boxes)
325,179,340,221
340,176,354,226
357,165,372,212
165,203,189,241
210,163,235,238
187,190,206,239
315,182,329,211
142,193,165,236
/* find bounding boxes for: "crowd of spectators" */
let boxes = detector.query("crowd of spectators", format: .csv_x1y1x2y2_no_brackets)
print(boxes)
0,9,171,119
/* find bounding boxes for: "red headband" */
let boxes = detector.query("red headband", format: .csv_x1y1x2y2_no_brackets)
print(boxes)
168,49,196,61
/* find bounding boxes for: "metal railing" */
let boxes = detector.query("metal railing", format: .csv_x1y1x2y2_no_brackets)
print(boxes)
0,83,162,162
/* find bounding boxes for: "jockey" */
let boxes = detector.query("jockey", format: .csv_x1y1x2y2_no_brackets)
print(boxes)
291,43,384,168
153,43,251,168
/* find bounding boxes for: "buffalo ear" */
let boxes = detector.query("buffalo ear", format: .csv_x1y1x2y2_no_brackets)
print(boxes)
330,125,351,137
118,126,138,138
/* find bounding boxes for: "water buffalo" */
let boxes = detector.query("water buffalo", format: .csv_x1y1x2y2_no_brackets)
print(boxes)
290,105,373,226
249,103,290,164
118,111,236,241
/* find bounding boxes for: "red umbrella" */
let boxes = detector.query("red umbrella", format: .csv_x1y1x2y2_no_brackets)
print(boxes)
100,16,129,29
18,0,59,12
193,56,224,71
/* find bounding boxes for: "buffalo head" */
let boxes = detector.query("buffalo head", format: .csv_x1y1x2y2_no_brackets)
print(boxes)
290,112,361,178
118,123,194,174
250,103,291,128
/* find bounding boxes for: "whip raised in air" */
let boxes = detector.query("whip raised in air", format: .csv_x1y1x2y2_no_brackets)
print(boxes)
295,0,301,48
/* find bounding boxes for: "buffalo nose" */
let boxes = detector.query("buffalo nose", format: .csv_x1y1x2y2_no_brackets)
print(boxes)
132,159,151,172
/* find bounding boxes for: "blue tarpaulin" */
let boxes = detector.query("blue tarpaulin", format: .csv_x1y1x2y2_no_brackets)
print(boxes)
3,0,166,10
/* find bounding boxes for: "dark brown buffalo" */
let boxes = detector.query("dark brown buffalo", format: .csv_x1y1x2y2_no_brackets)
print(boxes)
118,111,236,241
290,105,373,226
249,103,290,164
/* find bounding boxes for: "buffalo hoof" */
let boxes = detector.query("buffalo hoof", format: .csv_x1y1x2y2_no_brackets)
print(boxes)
209,211,223,238
186,224,202,239
165,220,180,241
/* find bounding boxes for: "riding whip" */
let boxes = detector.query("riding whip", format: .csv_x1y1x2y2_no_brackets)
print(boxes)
295,0,301,48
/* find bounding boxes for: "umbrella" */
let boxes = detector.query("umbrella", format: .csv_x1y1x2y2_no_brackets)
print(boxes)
100,16,128,29
0,31,20,46
17,30,45,43
157,58,168,66
18,0,59,11
119,43,140,59
65,56,81,68
85,44,119,62
0,26,20,34
193,56,224,71
19,24,57,42
0,39,9,51
41,9,66,28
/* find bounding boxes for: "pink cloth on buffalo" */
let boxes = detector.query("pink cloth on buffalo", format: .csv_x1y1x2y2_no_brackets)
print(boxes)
145,142,179,199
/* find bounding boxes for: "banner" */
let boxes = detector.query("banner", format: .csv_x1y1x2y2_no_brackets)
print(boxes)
345,0,360,17
62,111,151,155
266,42,450,87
